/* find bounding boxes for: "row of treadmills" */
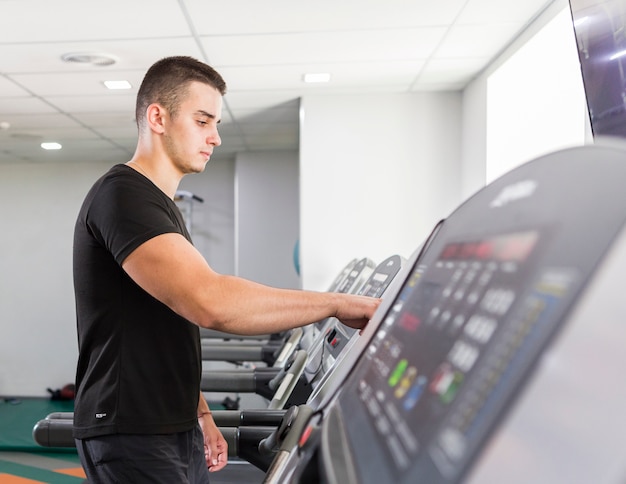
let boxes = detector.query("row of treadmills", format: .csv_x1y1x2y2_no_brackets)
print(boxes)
33,143,626,483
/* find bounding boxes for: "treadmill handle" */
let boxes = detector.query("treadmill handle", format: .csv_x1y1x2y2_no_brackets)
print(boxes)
258,405,300,456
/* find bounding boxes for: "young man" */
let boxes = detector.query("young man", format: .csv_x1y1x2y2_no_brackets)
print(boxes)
72,56,380,483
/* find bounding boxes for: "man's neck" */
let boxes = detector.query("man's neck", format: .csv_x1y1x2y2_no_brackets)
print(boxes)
126,153,183,200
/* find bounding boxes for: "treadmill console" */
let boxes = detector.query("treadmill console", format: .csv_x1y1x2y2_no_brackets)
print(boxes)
316,144,626,484
314,257,376,332
321,255,405,369
327,259,357,293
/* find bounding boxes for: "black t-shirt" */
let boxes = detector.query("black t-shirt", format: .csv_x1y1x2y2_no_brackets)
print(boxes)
73,164,201,439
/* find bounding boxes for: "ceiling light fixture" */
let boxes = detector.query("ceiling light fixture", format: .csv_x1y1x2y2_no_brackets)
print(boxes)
303,72,331,83
41,142,62,150
103,80,132,90
61,52,118,67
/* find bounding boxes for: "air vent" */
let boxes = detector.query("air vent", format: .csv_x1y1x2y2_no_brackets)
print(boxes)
61,52,118,66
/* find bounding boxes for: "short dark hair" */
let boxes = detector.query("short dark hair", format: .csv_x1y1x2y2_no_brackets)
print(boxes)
135,56,227,128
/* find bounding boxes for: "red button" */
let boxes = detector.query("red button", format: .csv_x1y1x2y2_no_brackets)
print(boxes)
298,424,314,448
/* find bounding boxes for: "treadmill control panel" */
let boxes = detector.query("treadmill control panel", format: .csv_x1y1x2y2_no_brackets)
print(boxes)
304,255,404,385
314,257,375,331
325,145,626,484
325,255,404,362
347,229,580,479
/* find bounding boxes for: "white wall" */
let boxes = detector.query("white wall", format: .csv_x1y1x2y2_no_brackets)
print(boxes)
235,150,301,289
299,91,463,291
485,6,588,183
461,76,489,201
0,158,235,396
0,161,111,397
178,158,236,276
462,0,590,196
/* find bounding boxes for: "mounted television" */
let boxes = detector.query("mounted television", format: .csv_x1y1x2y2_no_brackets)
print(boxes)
569,0,626,138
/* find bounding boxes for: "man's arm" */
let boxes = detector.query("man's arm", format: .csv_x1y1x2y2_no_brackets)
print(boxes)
122,233,380,335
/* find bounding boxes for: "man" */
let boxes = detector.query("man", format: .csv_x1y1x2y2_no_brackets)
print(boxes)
72,56,381,483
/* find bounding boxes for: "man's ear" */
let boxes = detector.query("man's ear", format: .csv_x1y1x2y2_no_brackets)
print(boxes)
146,103,166,134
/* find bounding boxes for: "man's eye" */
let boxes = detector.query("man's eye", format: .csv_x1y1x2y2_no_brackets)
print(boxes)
197,120,207,126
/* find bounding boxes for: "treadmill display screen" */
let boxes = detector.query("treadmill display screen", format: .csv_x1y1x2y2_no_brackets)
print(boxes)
339,229,579,483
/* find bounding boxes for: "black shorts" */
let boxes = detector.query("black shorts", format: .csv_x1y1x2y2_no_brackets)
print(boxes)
75,425,210,484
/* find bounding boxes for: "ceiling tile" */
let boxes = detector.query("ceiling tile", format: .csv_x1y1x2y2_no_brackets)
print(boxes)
0,38,203,74
218,60,427,91
10,70,146,97
435,23,529,59
0,76,31,97
186,0,469,34
0,96,59,114
458,0,554,24
0,113,82,129
0,0,190,43
71,113,136,129
45,94,136,113
203,27,448,67
415,57,492,86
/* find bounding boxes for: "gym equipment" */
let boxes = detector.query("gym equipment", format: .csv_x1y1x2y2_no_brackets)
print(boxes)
174,189,203,234
261,254,407,412
303,255,406,395
261,142,626,483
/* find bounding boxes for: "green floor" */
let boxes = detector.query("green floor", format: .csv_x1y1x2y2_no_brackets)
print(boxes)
0,397,84,483
0,397,75,452
0,397,264,483
0,451,85,483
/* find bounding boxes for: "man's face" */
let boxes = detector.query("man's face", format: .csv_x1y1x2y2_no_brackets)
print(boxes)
162,81,223,175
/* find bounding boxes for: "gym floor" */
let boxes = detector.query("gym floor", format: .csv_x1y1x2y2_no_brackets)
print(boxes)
0,451,85,483
0,397,85,483
0,397,265,484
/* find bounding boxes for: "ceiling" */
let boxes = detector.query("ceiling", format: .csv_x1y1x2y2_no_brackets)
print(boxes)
0,0,558,165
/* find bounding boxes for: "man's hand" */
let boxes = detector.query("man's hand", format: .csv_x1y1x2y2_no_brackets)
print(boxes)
335,294,382,330
198,413,228,472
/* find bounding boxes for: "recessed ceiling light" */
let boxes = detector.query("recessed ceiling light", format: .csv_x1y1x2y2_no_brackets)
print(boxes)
103,80,132,90
41,142,62,150
61,52,118,66
303,72,331,83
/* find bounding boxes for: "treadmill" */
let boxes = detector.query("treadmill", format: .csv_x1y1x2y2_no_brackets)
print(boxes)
303,254,407,393
261,142,626,483
265,254,408,411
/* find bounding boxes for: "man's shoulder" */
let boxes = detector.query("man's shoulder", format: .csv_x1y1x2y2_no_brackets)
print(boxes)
91,164,156,200
99,164,137,185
